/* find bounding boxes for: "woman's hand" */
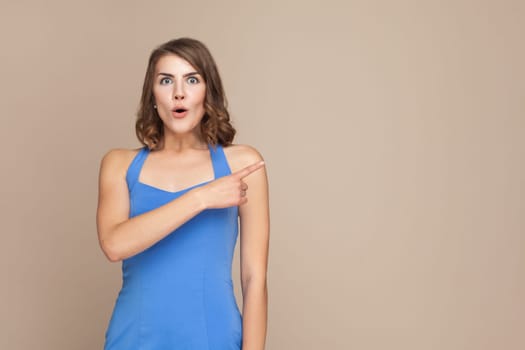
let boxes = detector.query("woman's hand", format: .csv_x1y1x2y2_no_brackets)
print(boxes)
192,160,265,209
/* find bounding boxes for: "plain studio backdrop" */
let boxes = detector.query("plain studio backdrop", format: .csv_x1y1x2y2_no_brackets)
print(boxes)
1,0,523,349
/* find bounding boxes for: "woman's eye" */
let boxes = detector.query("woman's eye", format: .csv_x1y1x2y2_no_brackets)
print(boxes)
160,77,172,84
188,77,199,84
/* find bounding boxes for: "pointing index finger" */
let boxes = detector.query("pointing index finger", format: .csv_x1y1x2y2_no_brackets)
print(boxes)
233,160,265,179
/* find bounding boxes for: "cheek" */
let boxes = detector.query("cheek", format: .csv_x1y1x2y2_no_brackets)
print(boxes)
196,88,206,104
153,85,170,98
187,89,205,107
152,89,163,103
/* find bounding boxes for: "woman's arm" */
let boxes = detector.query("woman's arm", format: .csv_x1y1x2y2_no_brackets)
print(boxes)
96,148,205,262
236,145,270,350
96,148,264,262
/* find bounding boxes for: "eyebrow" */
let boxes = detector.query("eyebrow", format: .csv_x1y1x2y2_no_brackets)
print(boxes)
157,71,200,78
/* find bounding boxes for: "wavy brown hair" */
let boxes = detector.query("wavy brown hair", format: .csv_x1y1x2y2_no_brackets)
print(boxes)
135,37,236,150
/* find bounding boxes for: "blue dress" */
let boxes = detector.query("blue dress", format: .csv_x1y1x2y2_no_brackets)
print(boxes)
104,143,242,349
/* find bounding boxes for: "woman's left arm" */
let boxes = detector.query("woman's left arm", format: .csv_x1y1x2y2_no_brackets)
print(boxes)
237,146,270,350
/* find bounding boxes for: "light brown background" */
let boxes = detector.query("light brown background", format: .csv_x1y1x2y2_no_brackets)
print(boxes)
1,0,524,349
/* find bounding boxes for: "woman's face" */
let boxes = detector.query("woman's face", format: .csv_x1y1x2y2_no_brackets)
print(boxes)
152,54,206,136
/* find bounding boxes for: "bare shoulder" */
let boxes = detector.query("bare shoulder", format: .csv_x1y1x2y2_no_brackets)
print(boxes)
99,147,143,178
222,143,265,173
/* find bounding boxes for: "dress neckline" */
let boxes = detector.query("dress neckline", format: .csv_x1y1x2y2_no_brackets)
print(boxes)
136,143,218,195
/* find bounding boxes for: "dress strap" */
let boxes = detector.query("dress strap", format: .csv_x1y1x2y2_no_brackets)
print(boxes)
126,146,149,192
209,143,232,179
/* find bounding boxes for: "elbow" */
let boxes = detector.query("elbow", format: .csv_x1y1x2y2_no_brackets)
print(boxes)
102,244,122,263
105,250,122,263
99,235,123,263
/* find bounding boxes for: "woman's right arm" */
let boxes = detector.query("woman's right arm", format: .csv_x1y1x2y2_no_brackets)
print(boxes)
96,148,264,263
96,149,205,262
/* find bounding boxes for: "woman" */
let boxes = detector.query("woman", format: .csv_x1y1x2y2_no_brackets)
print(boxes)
96,37,269,350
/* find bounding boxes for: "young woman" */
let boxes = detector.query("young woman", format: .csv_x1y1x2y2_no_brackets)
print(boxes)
96,37,269,350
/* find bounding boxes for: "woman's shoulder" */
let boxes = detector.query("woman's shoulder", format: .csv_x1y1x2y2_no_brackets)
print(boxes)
222,143,265,173
99,147,145,176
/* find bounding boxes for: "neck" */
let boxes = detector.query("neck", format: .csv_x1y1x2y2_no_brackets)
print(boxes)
160,129,207,152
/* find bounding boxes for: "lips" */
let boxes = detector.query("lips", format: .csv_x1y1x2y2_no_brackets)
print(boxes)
172,105,188,113
172,107,189,118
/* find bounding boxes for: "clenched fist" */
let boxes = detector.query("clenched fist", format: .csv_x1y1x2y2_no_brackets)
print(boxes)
192,160,265,209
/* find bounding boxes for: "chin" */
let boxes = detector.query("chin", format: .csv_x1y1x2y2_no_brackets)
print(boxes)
165,123,200,135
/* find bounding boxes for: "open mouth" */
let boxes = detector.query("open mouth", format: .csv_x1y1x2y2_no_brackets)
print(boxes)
172,108,189,118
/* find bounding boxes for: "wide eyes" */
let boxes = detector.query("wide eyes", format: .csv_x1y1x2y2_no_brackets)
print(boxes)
159,76,200,85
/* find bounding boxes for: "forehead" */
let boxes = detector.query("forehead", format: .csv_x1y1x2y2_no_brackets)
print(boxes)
155,54,198,75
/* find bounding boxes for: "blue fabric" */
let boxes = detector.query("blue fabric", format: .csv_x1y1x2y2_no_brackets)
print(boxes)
104,143,242,349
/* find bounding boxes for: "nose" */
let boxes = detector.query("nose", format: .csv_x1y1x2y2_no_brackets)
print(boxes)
173,80,185,100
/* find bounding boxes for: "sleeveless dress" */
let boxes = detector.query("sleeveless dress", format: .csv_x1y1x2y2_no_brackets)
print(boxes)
104,143,243,350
